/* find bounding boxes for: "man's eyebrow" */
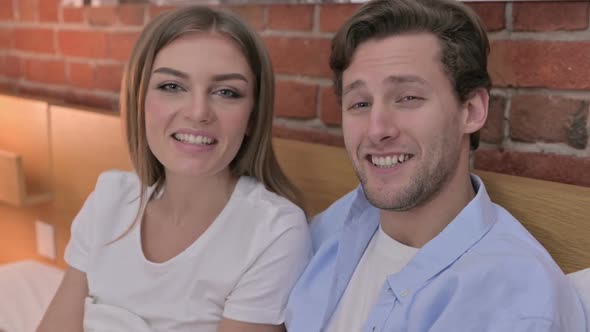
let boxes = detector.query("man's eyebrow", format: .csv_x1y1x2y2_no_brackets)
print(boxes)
383,75,429,86
343,80,366,96
152,67,190,80
343,75,428,96
211,73,249,83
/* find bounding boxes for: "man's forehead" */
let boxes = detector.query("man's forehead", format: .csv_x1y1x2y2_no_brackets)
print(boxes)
348,33,441,67
342,33,444,88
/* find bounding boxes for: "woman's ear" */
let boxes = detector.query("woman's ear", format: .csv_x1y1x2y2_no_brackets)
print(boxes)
463,88,489,135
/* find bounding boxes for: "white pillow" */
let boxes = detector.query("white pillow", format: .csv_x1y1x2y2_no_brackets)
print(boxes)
568,268,590,327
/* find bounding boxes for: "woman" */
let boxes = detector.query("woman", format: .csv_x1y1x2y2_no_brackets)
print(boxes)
38,6,311,332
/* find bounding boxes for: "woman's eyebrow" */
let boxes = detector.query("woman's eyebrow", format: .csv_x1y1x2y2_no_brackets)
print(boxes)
152,67,190,80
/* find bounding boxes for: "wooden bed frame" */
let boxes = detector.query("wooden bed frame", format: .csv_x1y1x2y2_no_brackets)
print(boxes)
1,95,589,273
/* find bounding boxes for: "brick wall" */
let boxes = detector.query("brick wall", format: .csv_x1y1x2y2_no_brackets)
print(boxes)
0,0,588,186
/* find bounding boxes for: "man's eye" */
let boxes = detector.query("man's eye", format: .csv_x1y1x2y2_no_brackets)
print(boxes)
398,96,422,102
350,102,370,110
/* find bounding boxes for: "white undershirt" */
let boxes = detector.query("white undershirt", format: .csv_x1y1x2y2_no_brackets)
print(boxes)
327,225,419,332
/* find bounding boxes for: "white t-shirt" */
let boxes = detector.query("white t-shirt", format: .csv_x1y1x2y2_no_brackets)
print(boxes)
327,226,418,332
65,170,311,332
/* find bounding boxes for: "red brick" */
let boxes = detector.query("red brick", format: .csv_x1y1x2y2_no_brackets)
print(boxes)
64,91,118,111
320,86,341,126
69,62,94,89
109,31,140,61
0,0,14,20
510,95,588,149
0,55,21,78
88,6,117,26
273,125,344,147
275,81,317,119
490,41,590,90
18,0,38,21
319,4,360,33
465,2,505,32
14,28,55,54
39,0,58,22
24,58,66,85
224,5,266,31
265,36,332,78
0,81,16,93
268,5,313,31
59,30,108,58
17,84,66,101
62,6,84,23
148,5,177,20
474,150,590,187
119,4,145,26
513,2,589,32
0,27,13,49
481,95,506,144
94,63,124,92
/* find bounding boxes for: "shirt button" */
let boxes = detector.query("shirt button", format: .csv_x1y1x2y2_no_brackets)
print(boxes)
400,289,409,297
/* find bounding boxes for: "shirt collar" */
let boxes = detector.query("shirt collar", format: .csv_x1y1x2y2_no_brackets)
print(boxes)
386,174,498,302
323,187,380,324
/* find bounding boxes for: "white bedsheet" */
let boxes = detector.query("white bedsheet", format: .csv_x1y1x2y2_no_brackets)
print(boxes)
0,260,63,332
0,260,586,332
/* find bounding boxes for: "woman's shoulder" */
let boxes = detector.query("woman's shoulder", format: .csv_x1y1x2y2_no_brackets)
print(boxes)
90,170,142,211
236,176,304,216
95,169,140,191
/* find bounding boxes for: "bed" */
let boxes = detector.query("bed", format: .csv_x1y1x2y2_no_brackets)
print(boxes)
0,261,63,332
0,95,589,330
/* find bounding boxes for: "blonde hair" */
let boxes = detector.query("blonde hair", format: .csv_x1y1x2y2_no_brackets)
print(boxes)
121,6,302,213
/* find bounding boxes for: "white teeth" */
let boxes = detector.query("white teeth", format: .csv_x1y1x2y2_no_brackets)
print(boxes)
174,133,215,145
371,154,411,168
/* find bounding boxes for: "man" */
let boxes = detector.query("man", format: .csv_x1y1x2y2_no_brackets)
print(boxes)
285,0,586,331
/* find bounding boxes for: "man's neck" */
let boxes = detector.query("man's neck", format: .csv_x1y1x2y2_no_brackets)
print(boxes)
379,170,476,248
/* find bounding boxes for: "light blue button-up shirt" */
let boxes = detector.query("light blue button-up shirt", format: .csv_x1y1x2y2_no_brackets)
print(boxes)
286,175,586,331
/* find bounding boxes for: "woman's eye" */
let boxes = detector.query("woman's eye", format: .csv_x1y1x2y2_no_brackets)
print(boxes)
157,83,184,93
214,89,241,99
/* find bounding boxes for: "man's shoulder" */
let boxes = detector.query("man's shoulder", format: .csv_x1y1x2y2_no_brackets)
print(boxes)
309,188,360,251
474,203,559,268
444,211,579,319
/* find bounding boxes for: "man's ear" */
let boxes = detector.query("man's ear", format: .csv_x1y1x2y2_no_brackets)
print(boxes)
463,88,489,135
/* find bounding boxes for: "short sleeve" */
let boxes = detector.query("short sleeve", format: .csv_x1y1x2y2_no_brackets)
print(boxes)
64,189,97,273
222,210,312,325
64,170,141,272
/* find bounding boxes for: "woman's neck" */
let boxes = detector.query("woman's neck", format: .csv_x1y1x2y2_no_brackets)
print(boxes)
154,169,239,226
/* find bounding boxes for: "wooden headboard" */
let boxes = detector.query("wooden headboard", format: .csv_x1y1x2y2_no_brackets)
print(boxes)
1,99,589,273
